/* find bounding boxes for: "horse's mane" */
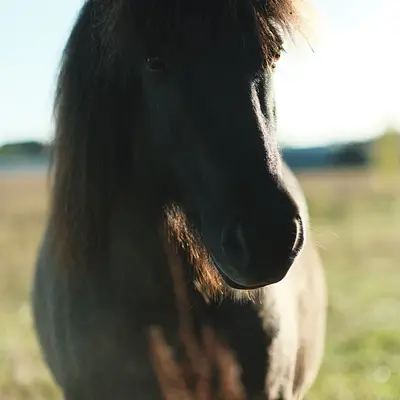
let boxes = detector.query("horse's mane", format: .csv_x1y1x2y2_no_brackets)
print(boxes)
49,0,302,272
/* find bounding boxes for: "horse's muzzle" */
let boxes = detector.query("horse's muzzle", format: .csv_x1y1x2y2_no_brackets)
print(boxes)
212,215,305,290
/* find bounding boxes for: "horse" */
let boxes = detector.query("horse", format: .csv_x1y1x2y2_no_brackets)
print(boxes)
31,0,327,398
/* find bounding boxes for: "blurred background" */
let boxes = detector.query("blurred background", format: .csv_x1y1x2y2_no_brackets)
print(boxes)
1,0,399,399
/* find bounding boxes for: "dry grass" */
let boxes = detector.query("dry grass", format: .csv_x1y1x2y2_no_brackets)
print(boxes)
1,168,400,399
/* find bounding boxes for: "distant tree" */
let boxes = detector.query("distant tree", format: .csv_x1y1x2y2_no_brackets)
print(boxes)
330,142,369,167
371,127,400,177
0,140,48,156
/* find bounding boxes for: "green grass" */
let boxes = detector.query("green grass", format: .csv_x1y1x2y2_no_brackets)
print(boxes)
1,170,400,399
300,170,400,400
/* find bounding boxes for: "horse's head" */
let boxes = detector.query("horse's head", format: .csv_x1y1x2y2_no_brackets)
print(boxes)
128,1,304,290
51,0,303,289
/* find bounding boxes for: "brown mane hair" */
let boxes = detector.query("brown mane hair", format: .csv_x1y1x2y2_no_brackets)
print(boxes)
49,0,302,271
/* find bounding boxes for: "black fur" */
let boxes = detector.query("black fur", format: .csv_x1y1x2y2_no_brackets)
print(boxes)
32,1,326,398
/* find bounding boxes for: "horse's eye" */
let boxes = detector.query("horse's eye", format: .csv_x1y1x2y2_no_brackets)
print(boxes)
146,57,167,72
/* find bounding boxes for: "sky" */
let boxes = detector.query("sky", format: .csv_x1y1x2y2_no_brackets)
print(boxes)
1,0,399,148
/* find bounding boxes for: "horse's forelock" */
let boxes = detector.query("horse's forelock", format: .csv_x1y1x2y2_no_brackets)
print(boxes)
100,0,302,57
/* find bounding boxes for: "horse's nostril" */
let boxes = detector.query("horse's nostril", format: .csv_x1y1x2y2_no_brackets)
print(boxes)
221,223,249,266
290,216,304,254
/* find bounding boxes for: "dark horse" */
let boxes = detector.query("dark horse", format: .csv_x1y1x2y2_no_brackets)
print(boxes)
32,0,327,398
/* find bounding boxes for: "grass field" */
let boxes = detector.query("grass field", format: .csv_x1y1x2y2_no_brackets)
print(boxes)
1,169,400,399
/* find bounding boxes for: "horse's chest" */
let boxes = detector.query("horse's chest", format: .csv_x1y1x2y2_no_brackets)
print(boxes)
204,299,273,395
124,290,274,396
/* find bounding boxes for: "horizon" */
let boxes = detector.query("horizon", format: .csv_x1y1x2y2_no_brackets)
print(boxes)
0,132,383,151
1,0,399,147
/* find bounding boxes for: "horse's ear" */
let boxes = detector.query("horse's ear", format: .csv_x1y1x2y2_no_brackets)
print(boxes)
50,1,133,269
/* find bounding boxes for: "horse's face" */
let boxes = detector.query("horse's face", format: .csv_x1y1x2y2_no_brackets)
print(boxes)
135,13,304,290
